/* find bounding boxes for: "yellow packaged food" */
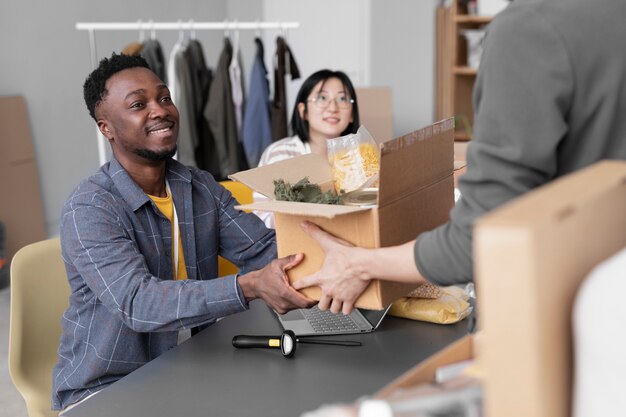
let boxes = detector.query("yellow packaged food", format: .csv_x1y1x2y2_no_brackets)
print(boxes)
389,285,473,324
327,126,380,194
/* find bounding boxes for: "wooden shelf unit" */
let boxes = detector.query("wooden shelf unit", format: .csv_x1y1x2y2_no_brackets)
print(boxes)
436,1,493,142
454,15,492,24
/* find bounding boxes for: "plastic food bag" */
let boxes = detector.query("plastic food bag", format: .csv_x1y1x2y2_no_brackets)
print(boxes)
389,285,473,325
326,126,380,194
406,282,443,299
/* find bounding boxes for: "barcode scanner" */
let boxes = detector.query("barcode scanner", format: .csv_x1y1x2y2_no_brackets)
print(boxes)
232,329,298,358
232,330,361,358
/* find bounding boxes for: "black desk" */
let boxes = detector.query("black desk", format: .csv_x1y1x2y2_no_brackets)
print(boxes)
64,300,470,417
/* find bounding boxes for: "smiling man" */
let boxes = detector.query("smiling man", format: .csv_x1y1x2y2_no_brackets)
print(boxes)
52,53,314,413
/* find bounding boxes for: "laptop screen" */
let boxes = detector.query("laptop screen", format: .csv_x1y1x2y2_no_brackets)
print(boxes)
360,305,391,328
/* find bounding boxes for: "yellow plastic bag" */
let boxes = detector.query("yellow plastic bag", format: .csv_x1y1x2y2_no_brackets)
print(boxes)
389,285,473,324
327,125,379,194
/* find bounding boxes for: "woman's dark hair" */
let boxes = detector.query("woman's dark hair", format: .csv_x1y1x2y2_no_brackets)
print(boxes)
291,69,360,142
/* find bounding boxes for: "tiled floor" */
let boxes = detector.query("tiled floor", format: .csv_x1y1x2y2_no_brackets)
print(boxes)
1,287,29,417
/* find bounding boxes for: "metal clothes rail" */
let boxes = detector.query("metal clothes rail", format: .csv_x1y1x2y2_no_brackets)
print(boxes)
75,20,300,166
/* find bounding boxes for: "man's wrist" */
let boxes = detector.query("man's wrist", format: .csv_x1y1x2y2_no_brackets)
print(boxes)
237,272,257,302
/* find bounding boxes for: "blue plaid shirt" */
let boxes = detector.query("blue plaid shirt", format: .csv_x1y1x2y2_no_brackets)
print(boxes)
52,156,276,410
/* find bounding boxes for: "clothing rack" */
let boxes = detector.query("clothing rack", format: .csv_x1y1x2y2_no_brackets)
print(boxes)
75,20,300,166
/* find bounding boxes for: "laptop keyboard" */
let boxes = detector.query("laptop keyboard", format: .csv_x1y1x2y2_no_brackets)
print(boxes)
302,307,361,333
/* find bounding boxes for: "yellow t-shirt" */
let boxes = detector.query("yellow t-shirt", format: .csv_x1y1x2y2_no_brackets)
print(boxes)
148,191,188,280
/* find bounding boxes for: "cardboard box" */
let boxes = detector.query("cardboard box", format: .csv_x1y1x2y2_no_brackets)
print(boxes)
453,160,467,188
231,119,455,309
474,160,626,417
0,96,46,263
374,333,478,399
355,87,393,144
372,160,626,416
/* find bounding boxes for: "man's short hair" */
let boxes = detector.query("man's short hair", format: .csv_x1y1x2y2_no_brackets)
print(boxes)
83,53,151,121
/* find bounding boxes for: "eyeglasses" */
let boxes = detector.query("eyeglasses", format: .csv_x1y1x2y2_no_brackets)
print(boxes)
308,94,354,109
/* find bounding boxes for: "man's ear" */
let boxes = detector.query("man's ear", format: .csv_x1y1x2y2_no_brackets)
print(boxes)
97,120,113,141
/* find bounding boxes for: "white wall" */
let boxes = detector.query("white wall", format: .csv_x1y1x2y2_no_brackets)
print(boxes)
261,0,372,120
0,0,438,237
371,0,439,136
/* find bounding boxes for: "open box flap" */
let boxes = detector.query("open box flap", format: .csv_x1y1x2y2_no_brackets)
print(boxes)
379,118,455,206
229,153,333,198
235,200,371,218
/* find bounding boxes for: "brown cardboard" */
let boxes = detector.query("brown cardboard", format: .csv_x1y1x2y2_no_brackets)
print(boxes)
0,96,46,261
474,160,626,417
374,334,477,399
355,87,394,144
231,119,455,309
453,160,467,188
372,161,626,416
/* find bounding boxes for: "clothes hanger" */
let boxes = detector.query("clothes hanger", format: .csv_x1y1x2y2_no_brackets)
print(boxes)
188,19,196,40
177,19,187,45
232,19,240,53
223,18,230,39
137,19,145,43
149,19,156,40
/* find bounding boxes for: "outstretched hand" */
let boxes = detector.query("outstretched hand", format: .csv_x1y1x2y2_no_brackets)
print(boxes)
292,221,371,315
238,253,316,314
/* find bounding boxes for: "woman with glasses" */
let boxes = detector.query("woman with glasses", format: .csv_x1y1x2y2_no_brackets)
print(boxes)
253,69,360,228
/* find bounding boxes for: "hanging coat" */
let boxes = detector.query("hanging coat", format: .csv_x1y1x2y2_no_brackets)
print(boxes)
229,33,246,146
271,36,300,141
185,39,220,177
122,41,143,56
168,39,198,167
141,39,167,82
242,38,273,168
205,38,247,178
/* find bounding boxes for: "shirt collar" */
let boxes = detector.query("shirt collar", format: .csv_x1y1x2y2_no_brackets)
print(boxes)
106,155,193,212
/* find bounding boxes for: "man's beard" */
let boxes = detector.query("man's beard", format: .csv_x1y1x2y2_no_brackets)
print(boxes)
134,146,177,161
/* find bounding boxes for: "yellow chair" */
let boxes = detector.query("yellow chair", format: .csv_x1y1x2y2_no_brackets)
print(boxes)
6,188,251,416
9,237,67,417
218,181,254,276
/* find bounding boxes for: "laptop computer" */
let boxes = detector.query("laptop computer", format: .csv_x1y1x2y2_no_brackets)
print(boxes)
276,304,391,336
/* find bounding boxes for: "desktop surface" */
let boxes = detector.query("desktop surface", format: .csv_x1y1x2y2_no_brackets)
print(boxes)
63,299,471,417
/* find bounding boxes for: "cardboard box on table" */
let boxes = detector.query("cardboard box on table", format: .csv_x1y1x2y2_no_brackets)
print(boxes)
230,119,455,310
374,333,479,399
373,160,626,416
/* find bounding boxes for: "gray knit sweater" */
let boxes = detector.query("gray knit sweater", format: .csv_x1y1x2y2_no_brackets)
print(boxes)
416,0,626,285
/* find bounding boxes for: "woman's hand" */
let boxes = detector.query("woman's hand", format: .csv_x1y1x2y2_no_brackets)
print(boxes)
292,221,371,315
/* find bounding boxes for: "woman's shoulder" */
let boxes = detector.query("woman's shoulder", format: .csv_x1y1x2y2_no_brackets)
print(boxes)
265,135,304,150
258,135,310,166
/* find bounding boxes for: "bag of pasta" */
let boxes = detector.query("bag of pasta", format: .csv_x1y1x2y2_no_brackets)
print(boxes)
326,125,380,194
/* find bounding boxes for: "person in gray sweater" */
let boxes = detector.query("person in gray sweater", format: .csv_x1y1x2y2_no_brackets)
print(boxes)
292,0,626,314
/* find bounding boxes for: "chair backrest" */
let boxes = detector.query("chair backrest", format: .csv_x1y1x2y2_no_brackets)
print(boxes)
219,180,253,205
218,181,254,276
9,237,67,417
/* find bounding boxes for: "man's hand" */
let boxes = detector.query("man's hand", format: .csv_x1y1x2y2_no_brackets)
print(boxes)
292,221,371,315
238,253,316,314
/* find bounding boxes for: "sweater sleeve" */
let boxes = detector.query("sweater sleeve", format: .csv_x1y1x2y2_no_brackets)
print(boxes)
415,3,573,285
